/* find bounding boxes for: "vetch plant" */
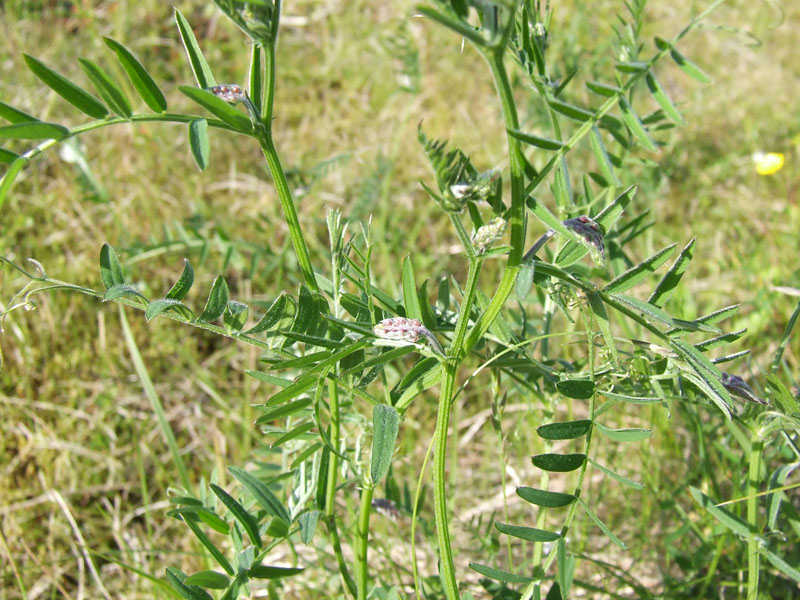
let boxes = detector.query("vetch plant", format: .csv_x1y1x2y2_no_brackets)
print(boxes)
2,1,799,599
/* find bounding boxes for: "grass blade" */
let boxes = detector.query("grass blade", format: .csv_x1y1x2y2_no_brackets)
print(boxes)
104,37,167,112
119,306,191,491
23,53,108,119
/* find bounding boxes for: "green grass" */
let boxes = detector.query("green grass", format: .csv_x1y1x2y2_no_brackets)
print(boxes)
1,1,799,598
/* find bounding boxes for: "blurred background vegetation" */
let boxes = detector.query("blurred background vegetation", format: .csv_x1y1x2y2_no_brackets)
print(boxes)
1,0,798,598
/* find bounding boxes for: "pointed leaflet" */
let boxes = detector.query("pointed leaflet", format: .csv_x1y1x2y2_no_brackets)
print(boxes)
184,571,229,589
603,243,677,294
77,58,132,118
468,562,534,584
175,9,216,89
579,498,627,549
196,275,229,322
179,86,252,132
370,404,400,485
588,458,644,490
145,298,192,321
249,45,264,117
495,522,560,542
103,37,167,113
228,466,291,524
103,283,147,303
180,516,234,575
0,148,19,164
594,422,652,442
556,379,595,399
23,54,107,119
99,243,125,289
589,125,621,186
0,157,27,209
517,487,575,508
165,567,214,600
0,122,68,140
688,486,750,538
402,256,422,321
166,259,195,301
507,128,565,150
188,119,210,171
586,81,622,97
531,453,586,472
224,300,248,331
0,100,38,124
255,398,313,424
648,238,695,308
670,338,733,418
655,38,711,84
245,293,294,334
248,566,305,580
536,420,592,440
619,96,656,150
645,73,683,124
549,99,592,121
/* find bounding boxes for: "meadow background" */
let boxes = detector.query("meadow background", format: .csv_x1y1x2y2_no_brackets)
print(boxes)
1,0,798,598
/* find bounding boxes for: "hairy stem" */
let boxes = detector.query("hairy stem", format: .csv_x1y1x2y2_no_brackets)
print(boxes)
356,482,375,600
323,379,356,597
258,135,318,292
432,255,482,599
746,430,763,600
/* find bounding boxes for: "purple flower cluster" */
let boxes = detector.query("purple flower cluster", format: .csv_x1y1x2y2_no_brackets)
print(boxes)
562,215,605,262
373,317,444,355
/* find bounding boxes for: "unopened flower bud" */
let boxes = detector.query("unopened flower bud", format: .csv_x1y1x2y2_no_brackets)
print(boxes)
207,84,248,104
373,317,444,355
472,217,507,254
563,215,605,265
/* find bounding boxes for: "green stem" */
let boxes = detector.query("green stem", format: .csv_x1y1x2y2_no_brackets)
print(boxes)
258,134,318,292
746,430,763,600
433,362,459,599
356,482,375,600
462,50,525,355
432,256,482,599
412,434,436,600
324,379,357,597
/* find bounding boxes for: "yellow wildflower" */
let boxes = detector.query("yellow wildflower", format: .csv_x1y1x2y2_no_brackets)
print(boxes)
752,151,785,176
